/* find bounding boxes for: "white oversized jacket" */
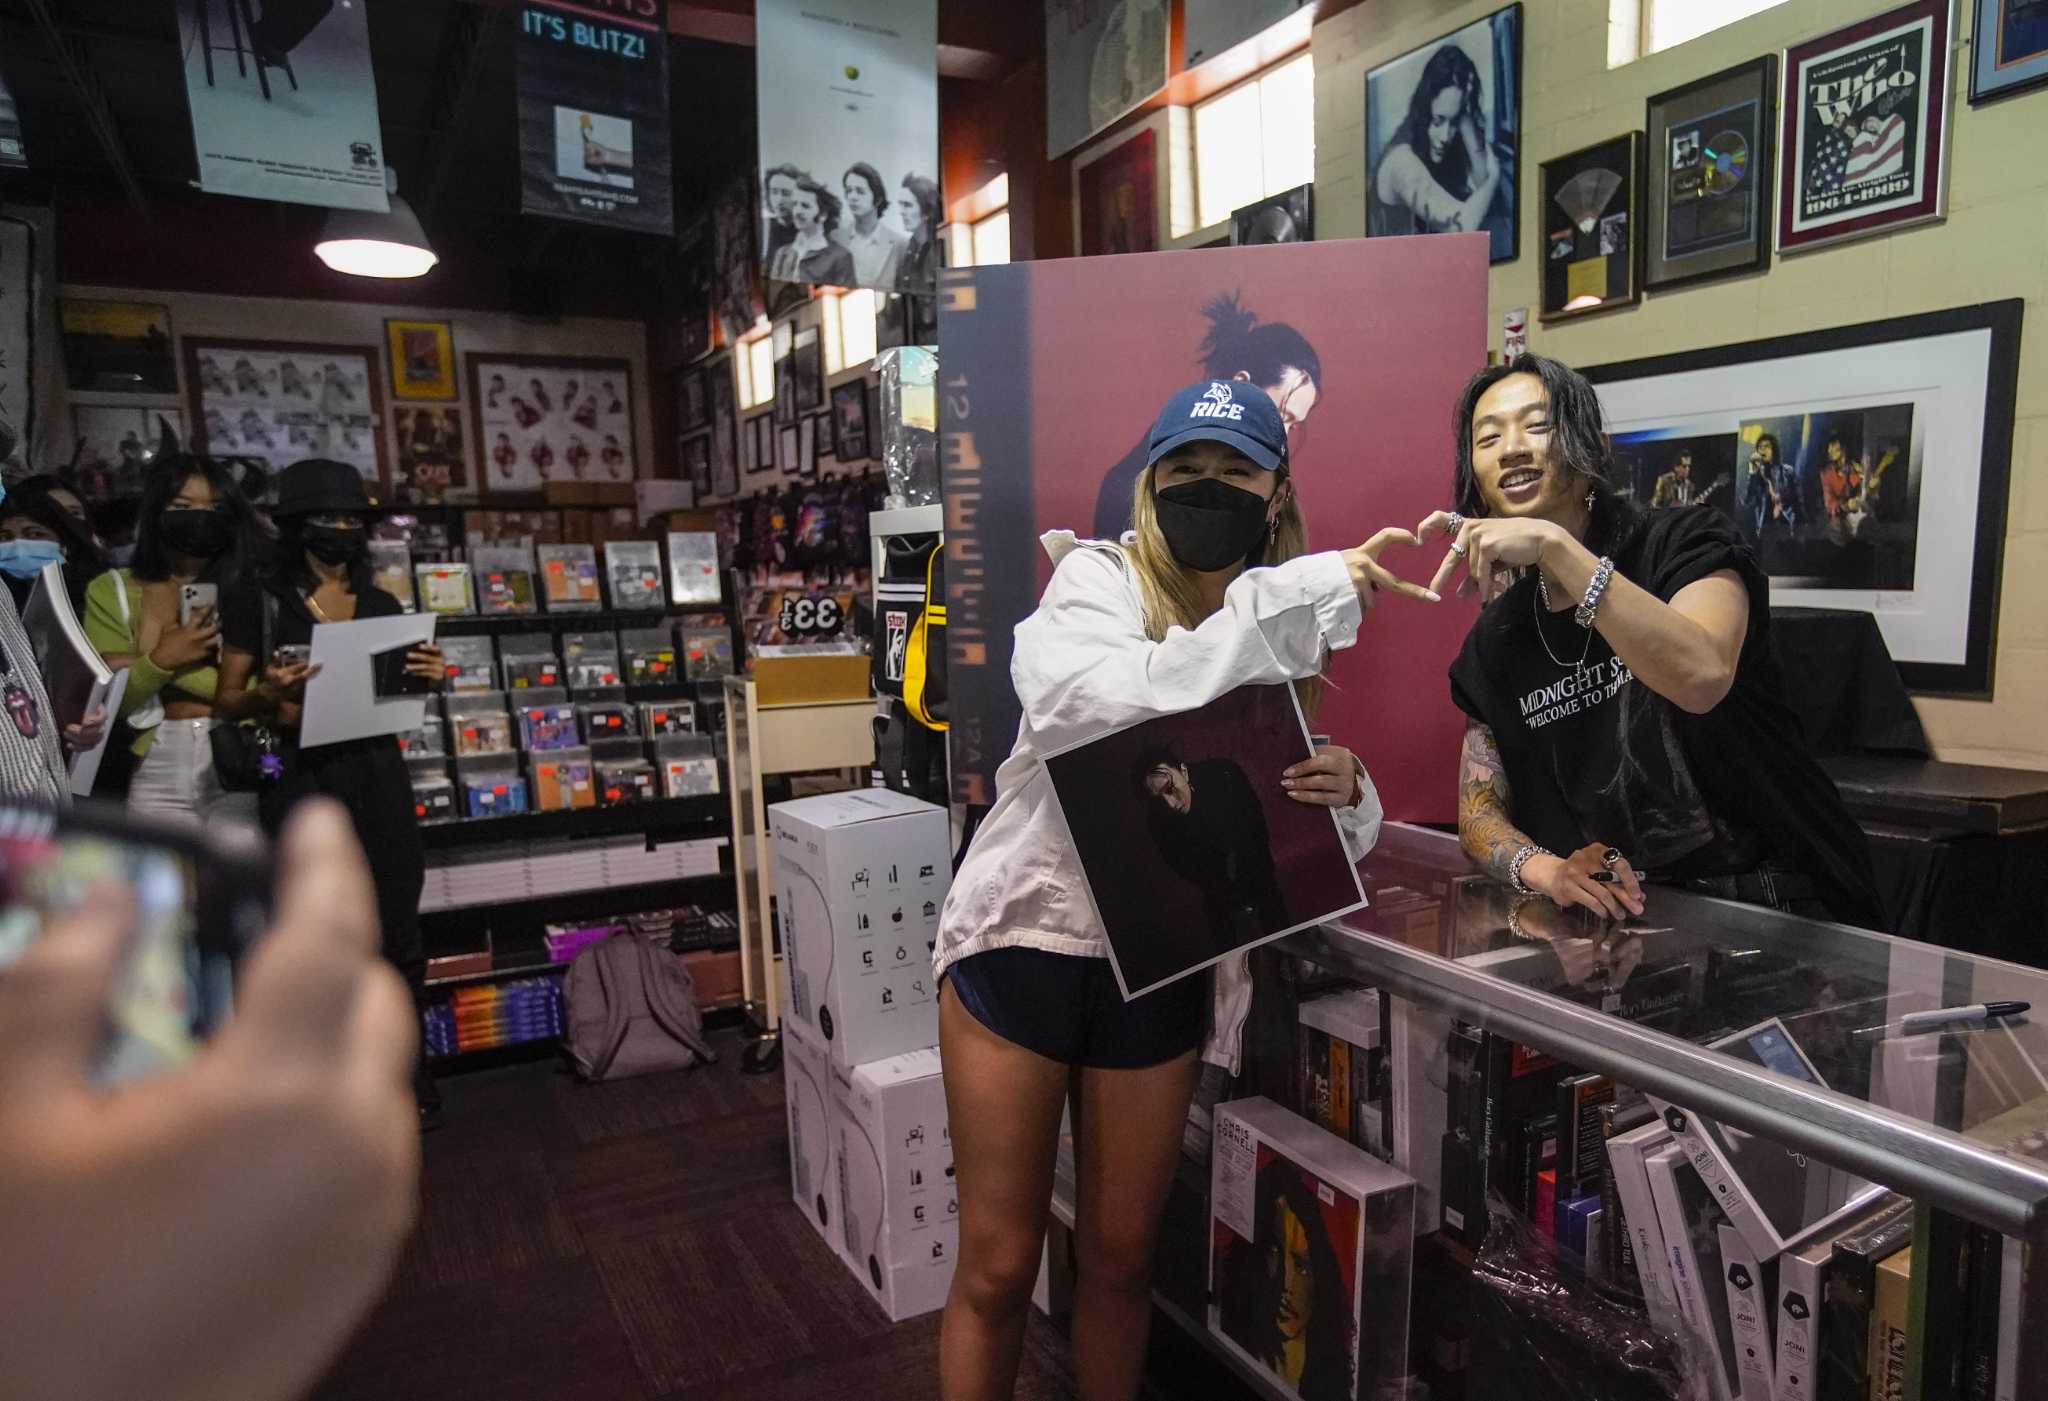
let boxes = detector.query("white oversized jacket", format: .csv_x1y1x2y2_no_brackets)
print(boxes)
933,531,1384,1074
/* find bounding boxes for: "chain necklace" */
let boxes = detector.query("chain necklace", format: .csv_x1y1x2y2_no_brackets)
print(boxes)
1533,574,1597,690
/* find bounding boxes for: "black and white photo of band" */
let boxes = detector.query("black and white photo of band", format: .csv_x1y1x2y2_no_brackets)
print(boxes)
754,0,940,295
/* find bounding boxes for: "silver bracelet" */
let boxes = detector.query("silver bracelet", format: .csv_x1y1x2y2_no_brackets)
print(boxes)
1508,844,1550,895
1575,556,1616,629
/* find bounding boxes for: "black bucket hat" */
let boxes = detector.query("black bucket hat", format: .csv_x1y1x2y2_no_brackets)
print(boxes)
274,458,371,517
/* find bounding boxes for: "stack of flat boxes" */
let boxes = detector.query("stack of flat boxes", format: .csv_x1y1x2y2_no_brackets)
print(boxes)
772,790,956,1322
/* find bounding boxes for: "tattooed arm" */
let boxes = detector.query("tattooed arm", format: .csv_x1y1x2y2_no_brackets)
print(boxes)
1457,721,1647,920
1457,722,1533,883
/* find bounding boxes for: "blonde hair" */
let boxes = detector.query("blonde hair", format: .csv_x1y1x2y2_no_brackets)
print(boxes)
1127,462,1326,718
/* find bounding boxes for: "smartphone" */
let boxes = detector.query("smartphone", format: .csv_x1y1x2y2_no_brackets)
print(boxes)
179,581,218,627
371,642,432,698
0,799,271,1083
272,644,312,669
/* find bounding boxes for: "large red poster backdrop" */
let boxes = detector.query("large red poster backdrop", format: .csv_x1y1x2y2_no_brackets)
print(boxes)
941,235,1489,823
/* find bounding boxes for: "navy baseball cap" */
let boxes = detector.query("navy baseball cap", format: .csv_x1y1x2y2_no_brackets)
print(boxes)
1144,379,1287,473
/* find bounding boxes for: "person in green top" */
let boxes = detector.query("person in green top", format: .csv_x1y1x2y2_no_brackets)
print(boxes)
83,455,266,823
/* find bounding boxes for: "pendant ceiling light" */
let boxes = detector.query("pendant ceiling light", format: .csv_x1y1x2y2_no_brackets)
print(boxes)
314,168,438,278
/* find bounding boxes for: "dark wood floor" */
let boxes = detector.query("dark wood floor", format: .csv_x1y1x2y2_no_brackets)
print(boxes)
311,1031,1254,1401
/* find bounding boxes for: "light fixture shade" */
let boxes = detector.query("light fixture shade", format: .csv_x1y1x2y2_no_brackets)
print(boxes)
315,189,438,278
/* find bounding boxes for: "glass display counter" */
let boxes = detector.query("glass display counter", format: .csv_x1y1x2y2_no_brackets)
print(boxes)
1286,822,2048,1380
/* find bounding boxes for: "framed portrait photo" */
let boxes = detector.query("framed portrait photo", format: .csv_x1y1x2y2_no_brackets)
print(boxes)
1365,3,1522,265
830,379,871,461
1646,56,1776,291
1778,0,1953,255
773,354,799,428
384,319,455,401
1538,131,1641,320
793,329,825,414
1583,299,2023,698
1970,0,2048,102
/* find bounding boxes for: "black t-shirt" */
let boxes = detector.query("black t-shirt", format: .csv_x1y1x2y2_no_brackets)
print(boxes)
221,569,404,657
1448,508,1882,928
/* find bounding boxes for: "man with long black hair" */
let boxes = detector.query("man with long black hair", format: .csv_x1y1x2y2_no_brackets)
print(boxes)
1424,354,1882,928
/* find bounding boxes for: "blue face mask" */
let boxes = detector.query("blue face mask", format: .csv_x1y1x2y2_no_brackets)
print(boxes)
0,538,65,579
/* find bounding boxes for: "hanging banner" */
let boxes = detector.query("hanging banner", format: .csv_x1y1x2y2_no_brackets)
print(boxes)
1046,0,1169,159
754,0,938,296
175,0,389,211
1183,0,1308,68
517,0,674,236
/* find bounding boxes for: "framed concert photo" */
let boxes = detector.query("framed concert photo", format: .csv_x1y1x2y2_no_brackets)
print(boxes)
1970,0,2048,103
1584,299,2023,698
1778,0,1952,254
1645,57,1776,291
1538,132,1641,320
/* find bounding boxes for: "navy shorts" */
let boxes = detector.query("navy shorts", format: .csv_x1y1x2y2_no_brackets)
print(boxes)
943,945,1207,1069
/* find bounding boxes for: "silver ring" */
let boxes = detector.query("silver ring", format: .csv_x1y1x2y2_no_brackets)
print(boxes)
1449,541,1468,557
1446,512,1466,533
1601,848,1623,869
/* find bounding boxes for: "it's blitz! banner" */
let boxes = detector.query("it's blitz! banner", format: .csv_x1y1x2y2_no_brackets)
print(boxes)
517,0,674,236
175,0,389,211
1781,0,1951,252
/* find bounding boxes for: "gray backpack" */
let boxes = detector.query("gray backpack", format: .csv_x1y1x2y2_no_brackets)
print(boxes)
564,932,716,1081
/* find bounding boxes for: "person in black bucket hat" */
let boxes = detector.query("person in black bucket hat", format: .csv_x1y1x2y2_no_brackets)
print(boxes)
216,459,450,1129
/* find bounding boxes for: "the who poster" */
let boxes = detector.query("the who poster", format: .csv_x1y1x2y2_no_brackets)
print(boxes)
517,0,674,236
1779,0,1952,253
755,0,939,295
940,235,1489,823
174,0,389,211
1046,0,1170,159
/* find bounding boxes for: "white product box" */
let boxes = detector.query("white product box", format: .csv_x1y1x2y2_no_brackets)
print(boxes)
832,1044,958,1321
782,1012,837,1252
1210,1097,1415,1400
770,789,949,1071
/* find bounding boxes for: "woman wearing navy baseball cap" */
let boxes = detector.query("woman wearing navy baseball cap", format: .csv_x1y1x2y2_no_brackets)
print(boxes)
933,378,1434,1400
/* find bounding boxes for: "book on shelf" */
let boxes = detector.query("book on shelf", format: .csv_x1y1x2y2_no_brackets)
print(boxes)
1870,1246,1912,1401
1646,1142,1739,1401
1606,1123,1685,1342
1718,1221,1776,1401
1773,1192,1901,1401
1817,1194,1913,1401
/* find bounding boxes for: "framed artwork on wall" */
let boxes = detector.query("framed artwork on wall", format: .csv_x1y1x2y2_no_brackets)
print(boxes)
1230,183,1314,245
777,422,799,476
466,353,636,495
1365,3,1522,265
391,405,468,503
1645,56,1776,291
793,328,825,413
1537,131,1641,320
830,378,871,461
1045,0,1169,159
747,413,776,475
1970,0,2048,102
1583,299,2023,697
60,299,177,394
70,405,180,498
1778,0,1952,255
384,319,455,401
185,337,386,487
682,434,711,495
678,366,709,432
773,353,799,428
1074,123,1159,257
709,357,739,497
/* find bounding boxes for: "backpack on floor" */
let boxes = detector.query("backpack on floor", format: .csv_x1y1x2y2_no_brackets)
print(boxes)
564,932,716,1081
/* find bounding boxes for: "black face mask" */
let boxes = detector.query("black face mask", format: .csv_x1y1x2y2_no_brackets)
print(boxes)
158,508,235,559
301,524,367,566
1153,477,1273,572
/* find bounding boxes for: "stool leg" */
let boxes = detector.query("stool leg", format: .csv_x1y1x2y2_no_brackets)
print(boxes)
282,56,298,92
196,0,216,86
237,0,272,100
226,0,246,77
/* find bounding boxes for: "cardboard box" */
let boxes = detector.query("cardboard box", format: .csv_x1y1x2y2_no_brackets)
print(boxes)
770,789,948,1070
833,1045,958,1321
1210,1097,1415,1401
753,651,872,704
782,1012,837,1251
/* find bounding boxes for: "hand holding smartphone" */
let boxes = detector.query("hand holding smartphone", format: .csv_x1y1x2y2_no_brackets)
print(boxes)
0,800,270,1083
179,581,218,628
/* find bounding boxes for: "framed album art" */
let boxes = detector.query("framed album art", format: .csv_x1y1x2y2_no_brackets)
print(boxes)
1365,4,1523,265
1538,132,1641,320
1230,183,1313,246
384,319,455,401
1970,0,2048,102
830,379,871,461
1583,299,2023,697
186,337,386,486
466,354,635,494
1778,0,1953,254
1645,57,1776,291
